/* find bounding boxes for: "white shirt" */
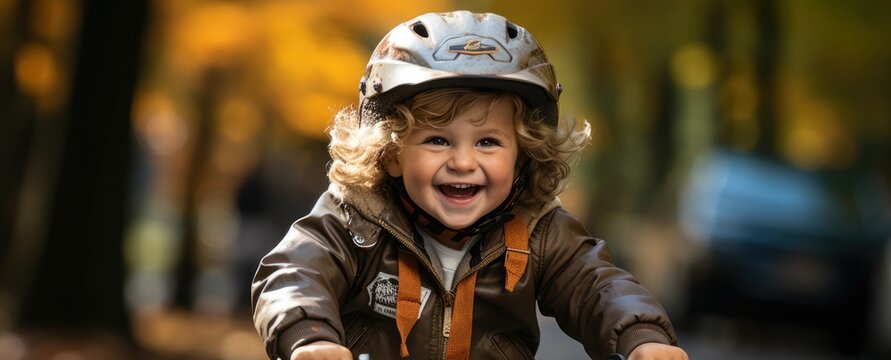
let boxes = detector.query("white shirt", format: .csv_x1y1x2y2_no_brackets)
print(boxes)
418,229,479,290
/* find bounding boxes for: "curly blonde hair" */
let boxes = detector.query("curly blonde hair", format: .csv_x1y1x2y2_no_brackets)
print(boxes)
327,88,590,208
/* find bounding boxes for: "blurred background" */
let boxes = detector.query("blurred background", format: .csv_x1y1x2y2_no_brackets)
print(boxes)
1,0,890,359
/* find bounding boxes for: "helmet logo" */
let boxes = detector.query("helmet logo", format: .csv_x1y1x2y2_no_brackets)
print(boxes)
448,39,498,55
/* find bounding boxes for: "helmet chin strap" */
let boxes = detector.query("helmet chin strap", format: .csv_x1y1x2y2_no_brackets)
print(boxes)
393,172,525,244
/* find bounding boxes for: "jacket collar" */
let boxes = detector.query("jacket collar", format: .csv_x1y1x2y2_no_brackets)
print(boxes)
329,181,562,256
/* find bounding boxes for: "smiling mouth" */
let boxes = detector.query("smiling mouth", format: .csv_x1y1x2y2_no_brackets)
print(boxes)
438,184,481,199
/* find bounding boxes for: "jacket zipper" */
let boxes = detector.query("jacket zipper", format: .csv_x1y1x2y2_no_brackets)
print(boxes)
440,243,508,360
441,304,452,360
377,219,456,359
442,305,452,338
375,218,510,360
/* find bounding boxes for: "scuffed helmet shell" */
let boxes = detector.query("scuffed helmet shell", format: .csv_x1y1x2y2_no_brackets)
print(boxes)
359,11,561,126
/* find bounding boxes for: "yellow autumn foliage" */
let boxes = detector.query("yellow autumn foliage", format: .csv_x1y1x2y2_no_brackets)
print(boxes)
147,0,448,139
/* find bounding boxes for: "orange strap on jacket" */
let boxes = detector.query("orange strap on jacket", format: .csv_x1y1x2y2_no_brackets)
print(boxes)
502,217,529,292
396,251,421,357
444,272,477,360
395,217,529,359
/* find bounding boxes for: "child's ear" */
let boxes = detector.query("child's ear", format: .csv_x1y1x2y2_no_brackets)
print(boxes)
384,155,403,177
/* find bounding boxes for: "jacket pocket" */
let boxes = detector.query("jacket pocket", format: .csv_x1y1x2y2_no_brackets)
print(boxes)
489,333,535,360
344,316,373,351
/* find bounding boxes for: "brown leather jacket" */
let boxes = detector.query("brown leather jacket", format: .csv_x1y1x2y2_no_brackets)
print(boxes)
251,183,677,360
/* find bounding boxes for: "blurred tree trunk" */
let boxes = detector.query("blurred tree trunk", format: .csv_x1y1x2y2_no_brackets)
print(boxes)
0,0,33,275
753,0,779,155
173,68,224,308
16,0,148,335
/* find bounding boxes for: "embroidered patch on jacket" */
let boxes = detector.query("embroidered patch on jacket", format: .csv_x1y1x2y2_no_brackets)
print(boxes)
366,272,431,319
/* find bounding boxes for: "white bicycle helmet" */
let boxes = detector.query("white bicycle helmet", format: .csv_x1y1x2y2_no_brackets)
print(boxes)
359,10,562,126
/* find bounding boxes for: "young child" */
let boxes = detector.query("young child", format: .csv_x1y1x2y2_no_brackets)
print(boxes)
252,11,687,360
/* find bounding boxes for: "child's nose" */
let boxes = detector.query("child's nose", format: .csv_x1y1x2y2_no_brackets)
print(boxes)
447,147,477,172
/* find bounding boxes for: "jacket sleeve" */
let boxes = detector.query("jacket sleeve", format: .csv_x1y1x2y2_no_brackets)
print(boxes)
251,193,358,360
533,209,678,358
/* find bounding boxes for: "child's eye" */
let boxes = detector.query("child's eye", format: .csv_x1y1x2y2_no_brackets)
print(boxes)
478,138,500,147
424,137,449,146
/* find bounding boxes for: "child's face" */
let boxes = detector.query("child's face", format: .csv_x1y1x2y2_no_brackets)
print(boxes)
385,99,519,230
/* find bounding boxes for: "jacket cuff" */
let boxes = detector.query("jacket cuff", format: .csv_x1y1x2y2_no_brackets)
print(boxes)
615,322,672,356
277,319,341,359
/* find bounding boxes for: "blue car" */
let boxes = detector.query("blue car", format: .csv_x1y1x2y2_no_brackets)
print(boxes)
679,149,890,353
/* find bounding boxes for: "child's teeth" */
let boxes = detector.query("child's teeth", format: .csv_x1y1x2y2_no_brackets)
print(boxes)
440,184,477,198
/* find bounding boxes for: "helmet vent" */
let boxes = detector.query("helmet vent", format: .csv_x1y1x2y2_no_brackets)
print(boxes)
410,21,429,38
506,22,519,39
